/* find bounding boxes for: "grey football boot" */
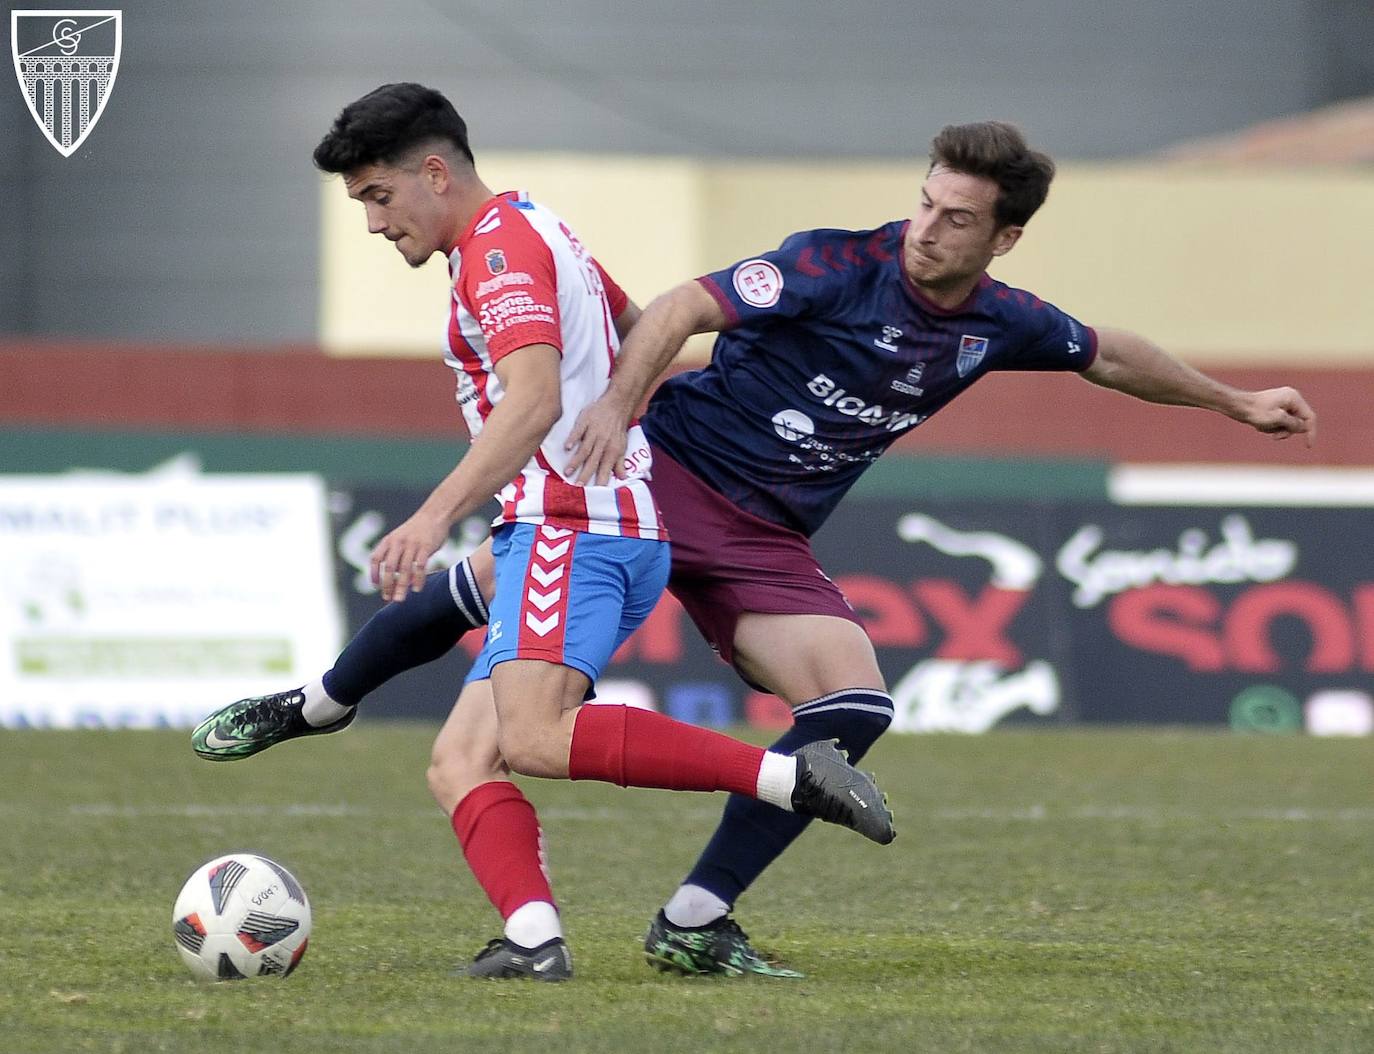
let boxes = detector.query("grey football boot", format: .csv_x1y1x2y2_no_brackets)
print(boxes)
789,739,896,844
465,936,572,981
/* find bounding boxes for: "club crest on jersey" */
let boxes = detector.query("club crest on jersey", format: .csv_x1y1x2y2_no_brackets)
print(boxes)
484,249,508,275
957,335,989,377
732,259,783,308
11,10,122,157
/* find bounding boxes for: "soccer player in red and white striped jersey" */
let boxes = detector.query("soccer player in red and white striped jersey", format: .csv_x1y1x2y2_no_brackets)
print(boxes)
193,83,894,982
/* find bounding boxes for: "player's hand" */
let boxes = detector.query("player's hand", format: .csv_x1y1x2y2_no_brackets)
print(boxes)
564,393,632,486
369,512,449,602
1240,387,1317,447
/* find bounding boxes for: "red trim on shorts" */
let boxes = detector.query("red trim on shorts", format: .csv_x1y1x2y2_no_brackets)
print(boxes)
516,525,576,660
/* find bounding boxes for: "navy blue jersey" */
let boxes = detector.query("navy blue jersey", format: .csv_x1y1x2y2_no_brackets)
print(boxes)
640,220,1097,535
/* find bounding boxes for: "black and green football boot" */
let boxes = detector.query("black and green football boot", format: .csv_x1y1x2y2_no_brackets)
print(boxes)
191,688,354,761
644,911,803,978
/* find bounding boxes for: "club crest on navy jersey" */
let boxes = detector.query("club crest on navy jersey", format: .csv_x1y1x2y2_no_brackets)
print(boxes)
957,335,989,377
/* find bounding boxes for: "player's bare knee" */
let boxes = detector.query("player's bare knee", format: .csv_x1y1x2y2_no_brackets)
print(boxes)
495,726,533,776
496,726,560,778
425,752,464,804
424,757,451,804
427,742,498,805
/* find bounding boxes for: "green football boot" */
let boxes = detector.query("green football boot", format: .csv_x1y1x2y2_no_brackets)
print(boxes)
644,911,804,978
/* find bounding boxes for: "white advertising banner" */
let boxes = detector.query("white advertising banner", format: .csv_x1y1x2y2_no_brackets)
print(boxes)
0,474,344,728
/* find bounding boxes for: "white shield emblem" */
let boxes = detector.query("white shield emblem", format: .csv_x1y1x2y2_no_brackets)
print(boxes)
11,10,122,157
956,334,988,377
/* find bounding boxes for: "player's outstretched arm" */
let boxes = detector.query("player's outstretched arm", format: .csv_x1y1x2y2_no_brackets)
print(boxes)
565,280,728,485
1082,326,1316,446
371,344,562,601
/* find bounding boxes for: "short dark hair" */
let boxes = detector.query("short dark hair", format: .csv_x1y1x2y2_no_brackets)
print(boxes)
929,121,1055,228
313,82,475,174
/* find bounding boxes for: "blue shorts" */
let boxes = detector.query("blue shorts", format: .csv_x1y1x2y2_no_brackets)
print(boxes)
466,522,670,686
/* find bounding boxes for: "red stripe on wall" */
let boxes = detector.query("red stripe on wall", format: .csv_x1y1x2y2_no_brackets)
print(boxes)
1,341,1367,464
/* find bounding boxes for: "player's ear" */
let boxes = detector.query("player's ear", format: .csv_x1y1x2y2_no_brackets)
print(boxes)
420,153,451,193
991,224,1023,258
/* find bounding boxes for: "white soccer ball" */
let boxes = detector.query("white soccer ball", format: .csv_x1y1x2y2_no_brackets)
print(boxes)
172,853,312,981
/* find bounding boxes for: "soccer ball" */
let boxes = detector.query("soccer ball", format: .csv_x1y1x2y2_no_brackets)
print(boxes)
172,853,312,980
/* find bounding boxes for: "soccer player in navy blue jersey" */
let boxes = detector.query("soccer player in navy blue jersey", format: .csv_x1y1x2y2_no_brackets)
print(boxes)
556,119,1314,974
206,119,1315,978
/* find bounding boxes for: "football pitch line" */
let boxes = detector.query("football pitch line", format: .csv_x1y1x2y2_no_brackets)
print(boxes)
18,801,1374,823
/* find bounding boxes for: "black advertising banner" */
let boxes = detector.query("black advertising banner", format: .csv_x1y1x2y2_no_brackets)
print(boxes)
811,501,1374,732
813,502,1067,733
327,484,1374,733
1046,505,1374,729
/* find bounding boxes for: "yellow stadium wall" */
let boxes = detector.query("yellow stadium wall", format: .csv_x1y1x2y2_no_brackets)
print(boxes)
319,157,1374,366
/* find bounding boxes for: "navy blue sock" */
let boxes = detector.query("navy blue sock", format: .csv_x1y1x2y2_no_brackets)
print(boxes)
683,688,894,909
321,558,488,707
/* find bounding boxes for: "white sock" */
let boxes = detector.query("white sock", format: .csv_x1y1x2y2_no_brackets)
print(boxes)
663,884,730,928
504,900,562,949
754,751,798,811
301,678,353,727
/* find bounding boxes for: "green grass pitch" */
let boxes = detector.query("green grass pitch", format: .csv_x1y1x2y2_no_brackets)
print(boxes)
1,725,1371,1053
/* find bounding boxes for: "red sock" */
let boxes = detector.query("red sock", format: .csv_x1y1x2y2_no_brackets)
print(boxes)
568,705,765,795
450,781,555,919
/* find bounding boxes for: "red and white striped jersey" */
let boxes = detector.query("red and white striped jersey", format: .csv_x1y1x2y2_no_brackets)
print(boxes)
443,191,666,540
